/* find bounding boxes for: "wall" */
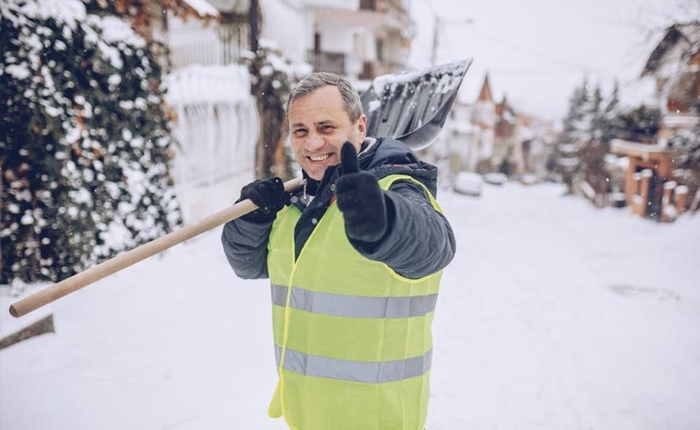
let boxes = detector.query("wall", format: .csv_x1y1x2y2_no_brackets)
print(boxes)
261,0,312,62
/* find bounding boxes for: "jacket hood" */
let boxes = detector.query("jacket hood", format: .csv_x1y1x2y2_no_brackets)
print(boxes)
357,137,439,197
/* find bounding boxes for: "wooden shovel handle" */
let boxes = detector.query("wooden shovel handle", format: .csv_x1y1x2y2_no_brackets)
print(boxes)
9,177,303,318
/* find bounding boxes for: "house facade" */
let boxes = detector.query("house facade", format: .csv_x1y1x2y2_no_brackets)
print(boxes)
641,22,700,143
165,0,413,80
613,22,700,220
446,74,556,181
303,0,414,82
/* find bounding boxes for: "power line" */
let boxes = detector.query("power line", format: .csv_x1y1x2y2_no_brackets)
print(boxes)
465,28,613,79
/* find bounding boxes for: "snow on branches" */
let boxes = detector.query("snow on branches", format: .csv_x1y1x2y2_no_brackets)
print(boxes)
1,0,182,286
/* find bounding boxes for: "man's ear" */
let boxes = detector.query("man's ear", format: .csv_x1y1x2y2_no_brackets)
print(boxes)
357,114,367,139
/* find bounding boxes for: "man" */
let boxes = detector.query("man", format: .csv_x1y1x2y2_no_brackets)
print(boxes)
221,72,455,430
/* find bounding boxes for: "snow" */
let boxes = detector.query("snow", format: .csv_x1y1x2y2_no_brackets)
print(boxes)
371,60,470,98
181,0,219,18
4,64,31,80
2,183,699,429
368,99,381,112
93,15,145,48
164,64,252,104
5,0,86,28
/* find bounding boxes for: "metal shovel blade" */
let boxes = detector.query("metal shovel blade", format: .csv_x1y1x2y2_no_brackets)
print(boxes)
361,59,472,150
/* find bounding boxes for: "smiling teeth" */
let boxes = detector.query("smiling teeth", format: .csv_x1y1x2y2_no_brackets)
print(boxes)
310,154,330,161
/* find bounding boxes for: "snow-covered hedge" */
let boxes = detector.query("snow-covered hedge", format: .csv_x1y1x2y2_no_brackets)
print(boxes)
1,0,181,285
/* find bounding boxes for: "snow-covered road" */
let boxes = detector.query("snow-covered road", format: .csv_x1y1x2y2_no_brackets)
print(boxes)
2,182,699,429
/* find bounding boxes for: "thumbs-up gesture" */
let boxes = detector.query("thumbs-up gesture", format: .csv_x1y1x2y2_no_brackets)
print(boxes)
334,142,388,243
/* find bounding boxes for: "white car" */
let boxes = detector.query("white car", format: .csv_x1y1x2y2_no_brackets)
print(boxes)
483,172,507,185
453,172,483,197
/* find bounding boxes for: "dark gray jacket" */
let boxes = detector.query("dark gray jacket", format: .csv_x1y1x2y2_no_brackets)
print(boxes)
221,137,456,279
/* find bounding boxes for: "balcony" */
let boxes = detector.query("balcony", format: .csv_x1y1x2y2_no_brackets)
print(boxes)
307,50,346,75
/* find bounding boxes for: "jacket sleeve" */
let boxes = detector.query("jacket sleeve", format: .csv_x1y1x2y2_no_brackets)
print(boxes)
221,218,273,279
348,181,456,279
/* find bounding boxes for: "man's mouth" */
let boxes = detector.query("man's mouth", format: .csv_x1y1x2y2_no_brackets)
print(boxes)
308,154,331,162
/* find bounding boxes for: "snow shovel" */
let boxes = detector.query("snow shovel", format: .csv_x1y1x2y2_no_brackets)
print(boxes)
9,59,472,318
362,59,471,150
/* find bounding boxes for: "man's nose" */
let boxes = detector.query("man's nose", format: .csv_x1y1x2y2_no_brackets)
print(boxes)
304,132,324,151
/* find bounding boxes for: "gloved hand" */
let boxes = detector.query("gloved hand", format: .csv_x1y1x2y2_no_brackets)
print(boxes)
335,142,388,243
238,177,291,223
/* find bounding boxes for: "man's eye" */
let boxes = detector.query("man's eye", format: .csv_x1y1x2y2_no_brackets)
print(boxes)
293,129,307,137
320,125,334,133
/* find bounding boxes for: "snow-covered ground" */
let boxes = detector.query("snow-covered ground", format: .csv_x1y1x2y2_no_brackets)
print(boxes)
1,182,699,430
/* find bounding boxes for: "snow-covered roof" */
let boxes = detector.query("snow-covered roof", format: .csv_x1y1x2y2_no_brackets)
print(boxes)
642,22,700,76
610,139,679,157
182,0,219,18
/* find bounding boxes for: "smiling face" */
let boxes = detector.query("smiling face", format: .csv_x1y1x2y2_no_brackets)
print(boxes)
288,85,366,181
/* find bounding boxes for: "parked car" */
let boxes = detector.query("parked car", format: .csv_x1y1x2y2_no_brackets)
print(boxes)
519,173,538,185
454,172,483,197
483,172,507,186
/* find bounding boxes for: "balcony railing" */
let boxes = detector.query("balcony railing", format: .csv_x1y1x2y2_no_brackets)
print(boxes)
307,50,346,75
168,22,249,71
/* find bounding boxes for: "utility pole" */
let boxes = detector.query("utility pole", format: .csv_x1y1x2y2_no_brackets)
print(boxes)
249,0,259,53
431,16,439,66
431,16,473,66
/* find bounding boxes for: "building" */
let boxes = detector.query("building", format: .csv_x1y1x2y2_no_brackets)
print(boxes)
610,139,685,221
305,0,414,82
612,22,700,220
641,22,700,142
162,0,413,82
446,74,556,181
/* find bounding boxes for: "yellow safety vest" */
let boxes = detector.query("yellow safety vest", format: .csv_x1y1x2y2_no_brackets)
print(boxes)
266,174,444,430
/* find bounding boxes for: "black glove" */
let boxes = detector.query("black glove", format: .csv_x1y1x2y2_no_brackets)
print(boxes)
238,177,291,223
335,142,388,243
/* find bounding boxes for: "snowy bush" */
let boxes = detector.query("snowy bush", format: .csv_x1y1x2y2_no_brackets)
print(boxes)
1,0,182,285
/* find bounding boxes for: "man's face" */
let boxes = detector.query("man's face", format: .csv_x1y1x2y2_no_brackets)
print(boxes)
288,85,366,181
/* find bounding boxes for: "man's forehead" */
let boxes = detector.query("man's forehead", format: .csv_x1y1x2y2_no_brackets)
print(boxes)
288,88,352,127
290,85,342,107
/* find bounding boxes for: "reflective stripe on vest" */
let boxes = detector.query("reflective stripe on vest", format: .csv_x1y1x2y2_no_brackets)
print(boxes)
271,284,438,319
275,345,432,383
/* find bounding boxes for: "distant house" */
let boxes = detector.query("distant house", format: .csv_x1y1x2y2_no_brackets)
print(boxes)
160,0,415,82
612,22,700,220
446,73,555,180
493,94,518,173
514,112,555,180
641,22,700,141
305,0,414,83
471,74,496,171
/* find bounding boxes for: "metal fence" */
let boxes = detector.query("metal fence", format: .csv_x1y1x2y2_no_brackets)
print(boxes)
165,64,258,223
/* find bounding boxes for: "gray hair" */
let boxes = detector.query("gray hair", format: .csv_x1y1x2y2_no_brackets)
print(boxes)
286,72,363,123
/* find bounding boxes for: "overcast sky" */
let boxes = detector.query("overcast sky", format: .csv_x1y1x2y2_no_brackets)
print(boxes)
408,0,699,121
